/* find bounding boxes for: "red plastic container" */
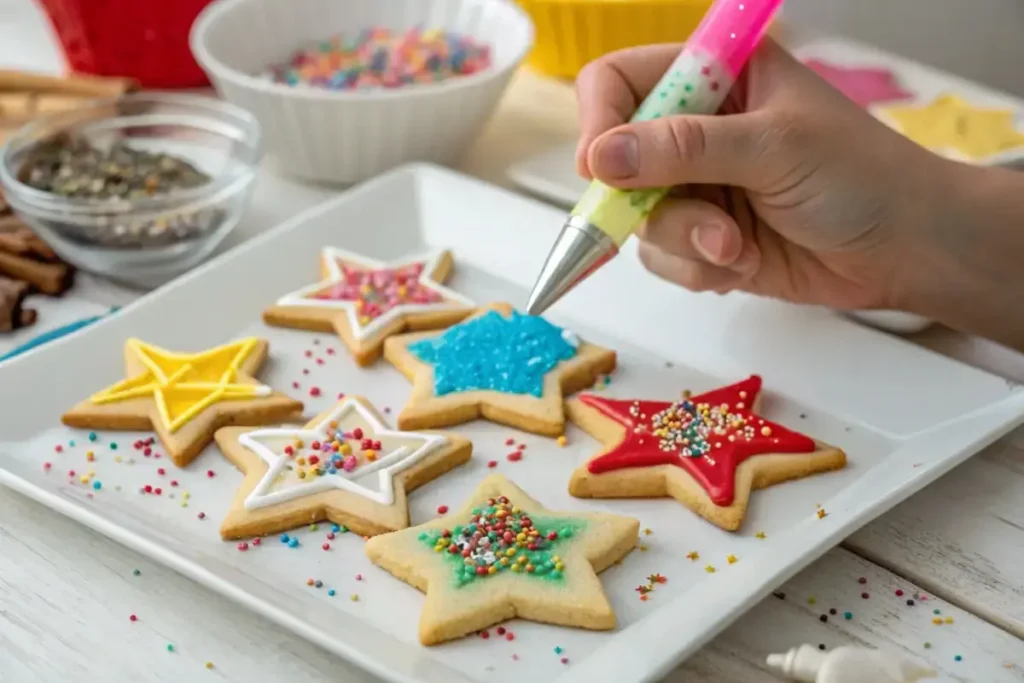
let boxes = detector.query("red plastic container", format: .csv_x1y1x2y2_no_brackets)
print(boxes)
36,0,214,89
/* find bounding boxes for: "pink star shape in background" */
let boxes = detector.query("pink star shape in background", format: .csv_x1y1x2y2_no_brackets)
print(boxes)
804,59,914,108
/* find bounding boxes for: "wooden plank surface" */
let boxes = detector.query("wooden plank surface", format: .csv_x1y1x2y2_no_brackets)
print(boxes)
845,427,1024,638
3,490,1021,683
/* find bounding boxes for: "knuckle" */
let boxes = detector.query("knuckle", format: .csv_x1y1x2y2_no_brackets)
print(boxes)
638,244,715,292
758,111,811,156
667,117,708,162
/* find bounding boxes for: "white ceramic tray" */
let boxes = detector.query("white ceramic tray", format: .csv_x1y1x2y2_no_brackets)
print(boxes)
2,164,1023,683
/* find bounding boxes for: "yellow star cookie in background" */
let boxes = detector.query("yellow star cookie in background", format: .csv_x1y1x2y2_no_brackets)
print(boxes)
365,474,639,645
62,338,303,467
879,94,1024,161
384,303,617,436
214,396,472,540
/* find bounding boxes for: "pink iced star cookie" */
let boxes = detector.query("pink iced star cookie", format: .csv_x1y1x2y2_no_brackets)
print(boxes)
804,59,913,108
263,248,474,366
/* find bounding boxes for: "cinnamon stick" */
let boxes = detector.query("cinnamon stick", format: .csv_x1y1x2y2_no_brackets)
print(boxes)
0,218,60,262
0,275,37,332
0,249,73,295
0,92,96,121
0,69,137,98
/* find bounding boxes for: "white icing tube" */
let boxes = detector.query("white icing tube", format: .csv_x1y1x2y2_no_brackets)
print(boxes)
766,645,938,683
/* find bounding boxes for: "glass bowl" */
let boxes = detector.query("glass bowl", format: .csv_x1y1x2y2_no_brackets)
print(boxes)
0,93,261,289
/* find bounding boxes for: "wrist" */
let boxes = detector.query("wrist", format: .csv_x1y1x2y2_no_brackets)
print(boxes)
894,157,1024,348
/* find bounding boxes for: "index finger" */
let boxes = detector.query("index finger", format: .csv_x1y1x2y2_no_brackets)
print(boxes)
575,43,683,178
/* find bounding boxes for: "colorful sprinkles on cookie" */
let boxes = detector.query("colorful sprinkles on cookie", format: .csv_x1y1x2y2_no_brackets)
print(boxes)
267,27,491,91
364,475,639,645
579,376,819,506
265,248,473,366
567,375,846,530
215,396,472,539
419,495,580,585
309,261,443,324
238,399,446,508
408,310,578,397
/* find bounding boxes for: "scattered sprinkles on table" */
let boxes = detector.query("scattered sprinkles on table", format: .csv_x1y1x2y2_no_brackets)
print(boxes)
635,573,668,601
419,496,578,585
267,27,491,91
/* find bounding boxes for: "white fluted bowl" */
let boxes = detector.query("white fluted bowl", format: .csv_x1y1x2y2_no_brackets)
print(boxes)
190,0,533,184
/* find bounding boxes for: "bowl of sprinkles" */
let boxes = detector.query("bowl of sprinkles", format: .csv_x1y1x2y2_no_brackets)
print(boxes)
190,0,533,183
0,93,260,288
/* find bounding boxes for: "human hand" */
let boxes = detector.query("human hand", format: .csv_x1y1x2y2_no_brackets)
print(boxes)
574,38,954,311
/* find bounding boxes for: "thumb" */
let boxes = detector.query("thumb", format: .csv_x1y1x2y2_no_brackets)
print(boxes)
586,113,777,191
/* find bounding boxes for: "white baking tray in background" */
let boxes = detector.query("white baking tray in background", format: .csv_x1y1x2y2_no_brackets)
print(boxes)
2,164,1022,683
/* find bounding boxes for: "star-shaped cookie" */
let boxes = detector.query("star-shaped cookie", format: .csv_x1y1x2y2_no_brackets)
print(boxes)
365,474,639,645
62,338,303,467
803,59,913,108
567,375,846,531
263,248,474,366
877,94,1024,162
214,396,472,539
383,303,617,436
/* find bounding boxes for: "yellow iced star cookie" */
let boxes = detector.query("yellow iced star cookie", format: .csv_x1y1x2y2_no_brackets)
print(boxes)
880,94,1024,161
62,338,303,467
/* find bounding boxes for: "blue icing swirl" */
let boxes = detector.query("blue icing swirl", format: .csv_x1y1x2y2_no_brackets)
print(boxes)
408,310,577,397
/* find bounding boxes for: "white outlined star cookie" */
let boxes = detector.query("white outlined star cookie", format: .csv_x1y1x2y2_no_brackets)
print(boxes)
263,248,474,366
62,338,303,467
384,303,617,436
215,395,472,539
365,474,639,645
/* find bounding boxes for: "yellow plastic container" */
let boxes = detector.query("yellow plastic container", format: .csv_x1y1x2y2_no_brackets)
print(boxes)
517,0,714,79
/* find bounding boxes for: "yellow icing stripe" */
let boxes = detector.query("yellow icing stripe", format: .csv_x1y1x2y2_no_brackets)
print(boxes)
88,338,270,434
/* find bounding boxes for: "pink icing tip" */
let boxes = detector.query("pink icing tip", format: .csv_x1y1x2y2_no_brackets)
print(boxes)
689,0,784,76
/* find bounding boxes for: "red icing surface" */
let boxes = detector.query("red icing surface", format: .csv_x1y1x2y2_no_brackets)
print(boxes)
581,375,817,506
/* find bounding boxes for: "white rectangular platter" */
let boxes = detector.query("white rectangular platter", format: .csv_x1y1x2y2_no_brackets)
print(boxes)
2,164,1023,683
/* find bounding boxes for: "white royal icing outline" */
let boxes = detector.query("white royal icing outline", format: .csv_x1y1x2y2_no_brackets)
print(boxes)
274,248,474,342
238,398,448,509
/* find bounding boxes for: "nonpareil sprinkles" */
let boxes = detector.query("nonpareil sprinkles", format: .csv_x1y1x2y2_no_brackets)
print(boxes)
419,496,581,586
308,261,442,327
267,27,491,91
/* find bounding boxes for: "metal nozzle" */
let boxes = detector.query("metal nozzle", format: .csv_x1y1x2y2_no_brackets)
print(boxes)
526,216,618,316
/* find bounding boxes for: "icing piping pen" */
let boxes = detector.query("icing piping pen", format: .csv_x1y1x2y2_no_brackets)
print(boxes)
526,0,783,315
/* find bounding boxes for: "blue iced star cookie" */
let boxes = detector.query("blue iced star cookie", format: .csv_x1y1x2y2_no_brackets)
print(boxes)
383,303,618,436
408,309,577,397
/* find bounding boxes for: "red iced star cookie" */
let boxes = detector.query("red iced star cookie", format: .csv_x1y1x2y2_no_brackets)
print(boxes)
566,375,846,530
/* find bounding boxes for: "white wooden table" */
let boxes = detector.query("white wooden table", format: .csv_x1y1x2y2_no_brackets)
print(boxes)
2,3,1023,681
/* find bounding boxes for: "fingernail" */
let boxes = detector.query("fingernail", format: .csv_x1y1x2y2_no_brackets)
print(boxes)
691,223,726,264
596,133,639,179
730,245,761,274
